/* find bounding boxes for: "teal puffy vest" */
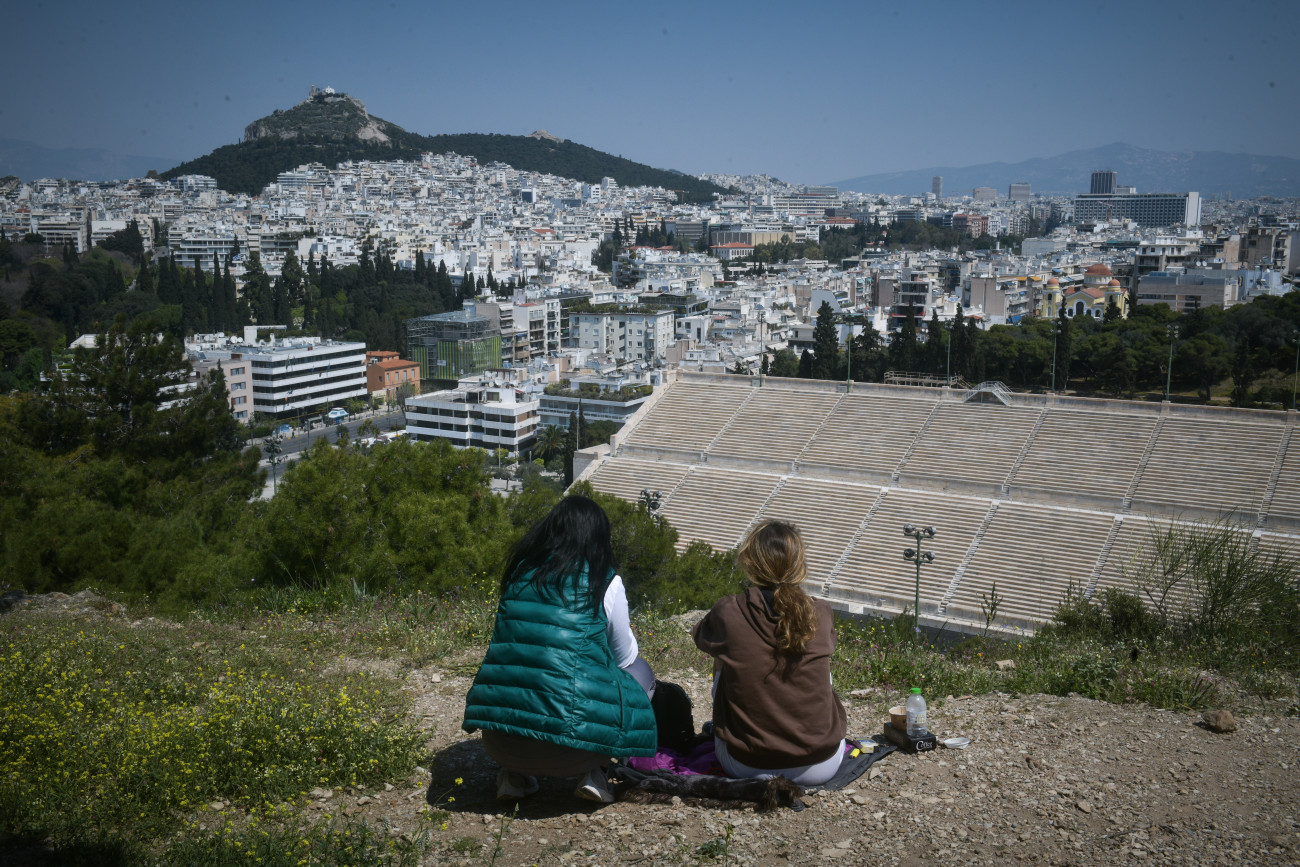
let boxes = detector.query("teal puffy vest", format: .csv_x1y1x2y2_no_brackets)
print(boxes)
462,568,657,757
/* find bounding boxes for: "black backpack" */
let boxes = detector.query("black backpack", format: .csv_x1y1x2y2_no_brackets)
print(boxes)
650,679,696,752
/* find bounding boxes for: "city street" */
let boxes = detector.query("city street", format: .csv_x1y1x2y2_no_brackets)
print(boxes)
255,407,407,498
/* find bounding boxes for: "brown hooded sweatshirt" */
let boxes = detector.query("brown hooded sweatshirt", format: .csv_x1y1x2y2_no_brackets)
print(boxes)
693,586,847,770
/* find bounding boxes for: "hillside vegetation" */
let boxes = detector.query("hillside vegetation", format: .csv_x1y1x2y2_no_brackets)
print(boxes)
161,91,728,201
1,318,1298,864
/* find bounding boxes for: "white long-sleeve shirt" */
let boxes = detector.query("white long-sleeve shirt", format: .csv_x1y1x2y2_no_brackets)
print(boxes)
602,574,638,668
603,575,654,696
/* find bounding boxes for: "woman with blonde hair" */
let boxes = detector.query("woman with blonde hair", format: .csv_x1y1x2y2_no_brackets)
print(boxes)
692,519,847,785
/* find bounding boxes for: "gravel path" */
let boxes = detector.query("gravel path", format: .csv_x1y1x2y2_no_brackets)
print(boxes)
345,667,1300,866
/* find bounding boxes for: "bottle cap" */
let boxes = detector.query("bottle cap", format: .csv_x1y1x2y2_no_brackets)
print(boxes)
910,687,922,694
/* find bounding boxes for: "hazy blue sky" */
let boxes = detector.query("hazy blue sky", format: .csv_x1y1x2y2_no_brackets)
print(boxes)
5,0,1297,184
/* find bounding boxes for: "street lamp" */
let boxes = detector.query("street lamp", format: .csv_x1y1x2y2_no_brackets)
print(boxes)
945,320,953,387
638,488,663,518
264,435,283,495
1050,317,1058,393
902,523,937,634
1164,325,1180,402
1292,330,1299,412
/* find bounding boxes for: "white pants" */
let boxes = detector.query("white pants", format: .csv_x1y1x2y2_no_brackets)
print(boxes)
714,736,845,786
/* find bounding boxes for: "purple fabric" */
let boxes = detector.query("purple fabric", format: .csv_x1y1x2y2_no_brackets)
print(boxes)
628,739,856,777
627,739,722,775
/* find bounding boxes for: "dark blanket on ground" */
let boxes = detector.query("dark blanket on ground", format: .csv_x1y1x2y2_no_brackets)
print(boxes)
613,736,896,812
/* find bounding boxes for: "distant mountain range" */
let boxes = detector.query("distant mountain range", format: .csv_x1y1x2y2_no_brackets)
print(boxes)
0,138,178,183
159,90,728,203
832,142,1300,199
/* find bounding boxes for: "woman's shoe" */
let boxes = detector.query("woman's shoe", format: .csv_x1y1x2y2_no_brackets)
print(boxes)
573,769,614,804
496,769,539,800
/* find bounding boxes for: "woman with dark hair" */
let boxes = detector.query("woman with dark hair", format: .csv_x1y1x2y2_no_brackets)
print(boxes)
693,519,847,785
462,495,658,803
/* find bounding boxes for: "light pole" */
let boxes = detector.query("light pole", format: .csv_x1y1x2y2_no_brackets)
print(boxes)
638,488,663,518
902,523,936,635
1292,330,1299,411
945,320,953,387
1164,324,1180,402
845,324,851,385
264,435,283,495
1050,317,1058,393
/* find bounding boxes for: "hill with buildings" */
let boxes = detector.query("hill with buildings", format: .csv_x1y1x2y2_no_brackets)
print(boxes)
160,88,729,202
833,142,1300,199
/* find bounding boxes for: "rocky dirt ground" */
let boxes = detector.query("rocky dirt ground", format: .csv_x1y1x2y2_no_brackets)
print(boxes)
12,593,1297,866
351,658,1300,866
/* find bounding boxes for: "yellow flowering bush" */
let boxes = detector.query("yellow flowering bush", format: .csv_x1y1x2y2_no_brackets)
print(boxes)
0,616,423,856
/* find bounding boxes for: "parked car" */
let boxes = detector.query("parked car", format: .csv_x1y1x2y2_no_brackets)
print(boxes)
326,407,348,421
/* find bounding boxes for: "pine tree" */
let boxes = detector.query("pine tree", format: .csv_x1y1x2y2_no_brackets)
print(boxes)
243,252,273,324
811,301,840,380
136,260,155,296
890,304,919,372
564,410,579,486
925,310,945,376
156,256,179,304
210,252,226,331
280,251,305,306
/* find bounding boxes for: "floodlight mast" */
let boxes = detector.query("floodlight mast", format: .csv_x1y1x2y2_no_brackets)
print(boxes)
902,523,938,634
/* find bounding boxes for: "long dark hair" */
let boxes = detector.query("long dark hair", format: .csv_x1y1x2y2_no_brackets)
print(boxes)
501,495,615,610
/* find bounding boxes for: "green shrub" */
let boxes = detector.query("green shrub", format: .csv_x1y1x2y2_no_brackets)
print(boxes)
1049,586,1108,637
1044,643,1121,700
1123,668,1221,710
1122,518,1300,642
164,812,430,867
0,615,423,859
637,542,742,614
1099,586,1159,639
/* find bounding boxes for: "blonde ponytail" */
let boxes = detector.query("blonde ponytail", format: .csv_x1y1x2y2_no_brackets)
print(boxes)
738,520,818,655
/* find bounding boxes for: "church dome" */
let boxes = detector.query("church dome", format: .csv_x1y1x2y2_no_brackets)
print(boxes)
1084,263,1113,276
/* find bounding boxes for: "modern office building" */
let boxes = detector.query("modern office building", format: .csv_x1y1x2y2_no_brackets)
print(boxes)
1008,182,1032,202
932,176,943,198
404,376,539,456
1090,170,1118,195
1073,191,1201,227
406,306,503,386
1137,270,1240,312
187,326,366,421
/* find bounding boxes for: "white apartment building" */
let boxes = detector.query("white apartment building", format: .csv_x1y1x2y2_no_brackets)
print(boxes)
170,226,240,270
405,379,539,455
569,309,675,363
90,219,154,251
247,337,367,418
186,328,366,420
30,212,88,253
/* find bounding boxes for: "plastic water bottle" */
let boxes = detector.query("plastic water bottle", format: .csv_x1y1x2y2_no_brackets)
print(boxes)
905,687,928,737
